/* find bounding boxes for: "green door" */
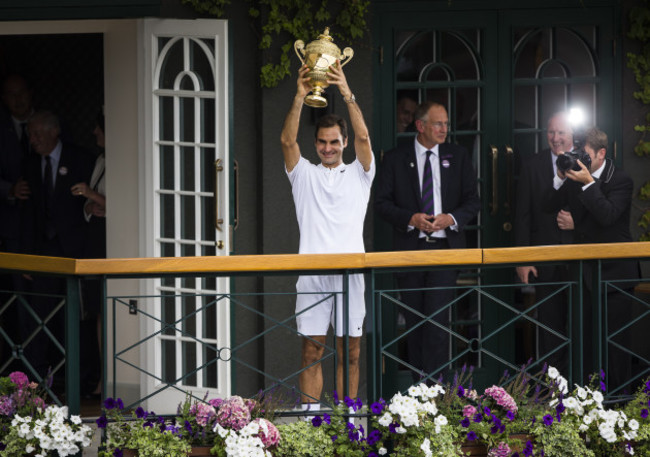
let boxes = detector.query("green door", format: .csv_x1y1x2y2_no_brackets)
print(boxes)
372,3,618,396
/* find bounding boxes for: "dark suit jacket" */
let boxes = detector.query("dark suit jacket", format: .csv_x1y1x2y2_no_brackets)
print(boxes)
375,141,480,250
0,115,28,246
514,149,574,248
542,158,639,283
23,143,94,258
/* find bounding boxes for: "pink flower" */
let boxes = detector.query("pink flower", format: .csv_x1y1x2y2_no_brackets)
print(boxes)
0,396,15,415
208,398,224,409
9,372,29,389
484,386,518,414
254,418,280,447
189,402,216,426
215,396,251,431
463,405,477,418
488,442,511,457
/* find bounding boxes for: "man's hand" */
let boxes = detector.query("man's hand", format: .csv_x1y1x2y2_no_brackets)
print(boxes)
326,60,352,99
516,266,538,284
556,209,574,230
409,213,435,232
10,179,30,200
564,159,593,185
430,213,454,232
296,64,311,99
409,213,453,233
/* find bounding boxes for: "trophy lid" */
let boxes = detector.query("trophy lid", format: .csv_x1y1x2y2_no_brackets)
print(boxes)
318,27,334,42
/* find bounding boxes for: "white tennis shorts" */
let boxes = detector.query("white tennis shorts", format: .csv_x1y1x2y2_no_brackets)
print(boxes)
295,273,366,337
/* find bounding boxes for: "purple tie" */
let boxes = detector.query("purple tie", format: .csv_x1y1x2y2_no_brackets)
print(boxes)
421,150,434,215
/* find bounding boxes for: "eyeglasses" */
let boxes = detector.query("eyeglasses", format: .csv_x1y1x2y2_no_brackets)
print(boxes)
423,120,451,129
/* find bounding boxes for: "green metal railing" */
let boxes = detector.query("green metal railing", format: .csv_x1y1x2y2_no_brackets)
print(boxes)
0,243,648,414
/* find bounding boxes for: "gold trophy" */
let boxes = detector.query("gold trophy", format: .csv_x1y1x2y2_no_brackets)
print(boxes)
294,27,354,108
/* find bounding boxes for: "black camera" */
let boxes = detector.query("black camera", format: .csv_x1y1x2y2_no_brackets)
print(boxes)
556,130,591,173
556,148,591,173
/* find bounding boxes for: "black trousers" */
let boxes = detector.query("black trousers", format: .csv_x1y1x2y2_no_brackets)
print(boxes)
396,237,457,384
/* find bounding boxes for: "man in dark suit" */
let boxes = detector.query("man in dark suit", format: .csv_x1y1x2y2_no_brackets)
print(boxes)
542,126,640,388
375,101,480,383
21,110,93,379
514,112,575,373
0,74,34,373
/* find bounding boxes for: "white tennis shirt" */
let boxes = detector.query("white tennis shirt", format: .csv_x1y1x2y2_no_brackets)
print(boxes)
286,155,375,255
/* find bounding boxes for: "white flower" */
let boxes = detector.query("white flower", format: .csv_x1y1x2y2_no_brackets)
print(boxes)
547,366,560,379
378,412,393,427
379,447,388,455
576,387,588,400
592,391,604,404
420,438,433,457
434,415,448,426
629,419,640,431
395,426,407,434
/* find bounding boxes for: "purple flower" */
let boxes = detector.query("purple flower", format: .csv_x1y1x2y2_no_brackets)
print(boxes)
370,401,384,414
641,409,648,419
113,449,123,457
367,430,382,446
208,398,224,409
467,431,477,441
116,398,124,410
96,415,108,428
506,411,516,421
344,396,354,408
312,416,323,427
457,385,465,398
332,391,340,405
461,418,470,428
543,414,554,426
473,413,483,423
103,397,117,410
331,435,338,443
523,441,534,457
389,422,399,433
556,402,565,414
484,406,492,416
600,380,607,392
354,398,363,411
135,407,146,419
323,413,331,424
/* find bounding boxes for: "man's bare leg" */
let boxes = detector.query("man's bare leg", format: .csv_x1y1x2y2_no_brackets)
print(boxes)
336,336,361,399
300,335,327,404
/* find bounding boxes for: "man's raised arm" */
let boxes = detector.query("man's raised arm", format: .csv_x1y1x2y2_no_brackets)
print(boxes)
280,65,312,172
327,62,372,171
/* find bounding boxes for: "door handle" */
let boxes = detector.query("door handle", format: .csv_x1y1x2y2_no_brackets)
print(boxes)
489,145,498,216
233,160,240,231
214,159,224,231
504,145,514,216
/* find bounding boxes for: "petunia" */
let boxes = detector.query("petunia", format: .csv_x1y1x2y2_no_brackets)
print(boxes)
457,385,465,398
641,409,648,419
461,418,470,428
311,416,322,427
95,416,108,429
371,401,384,414
467,431,477,441
543,414,554,426
103,398,117,410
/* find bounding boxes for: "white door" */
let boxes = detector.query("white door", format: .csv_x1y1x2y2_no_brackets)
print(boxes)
141,18,231,412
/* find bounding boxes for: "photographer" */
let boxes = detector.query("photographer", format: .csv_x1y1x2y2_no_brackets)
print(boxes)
542,126,640,387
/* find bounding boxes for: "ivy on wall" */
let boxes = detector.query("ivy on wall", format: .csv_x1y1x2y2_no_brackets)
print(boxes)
181,0,370,88
627,0,650,240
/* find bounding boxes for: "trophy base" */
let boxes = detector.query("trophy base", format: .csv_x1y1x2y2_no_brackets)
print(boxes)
304,94,328,108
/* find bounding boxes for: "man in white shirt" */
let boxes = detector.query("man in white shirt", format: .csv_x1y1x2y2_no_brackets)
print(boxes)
280,62,374,410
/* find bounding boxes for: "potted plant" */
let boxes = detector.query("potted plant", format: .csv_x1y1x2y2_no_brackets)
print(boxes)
0,371,94,457
97,397,192,457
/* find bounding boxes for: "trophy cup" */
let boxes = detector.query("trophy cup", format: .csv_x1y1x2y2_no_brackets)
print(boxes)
294,27,354,108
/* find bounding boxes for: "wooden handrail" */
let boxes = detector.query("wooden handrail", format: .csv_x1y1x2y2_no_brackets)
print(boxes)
1,242,648,276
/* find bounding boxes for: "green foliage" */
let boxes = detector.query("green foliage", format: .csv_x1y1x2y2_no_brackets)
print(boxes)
627,0,650,240
181,0,231,16
275,421,334,457
531,420,595,457
180,0,370,88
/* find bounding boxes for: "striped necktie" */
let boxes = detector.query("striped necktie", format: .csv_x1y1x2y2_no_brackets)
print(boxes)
421,150,434,215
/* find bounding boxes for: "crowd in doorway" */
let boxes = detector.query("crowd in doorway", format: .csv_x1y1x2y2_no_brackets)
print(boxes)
0,73,106,398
